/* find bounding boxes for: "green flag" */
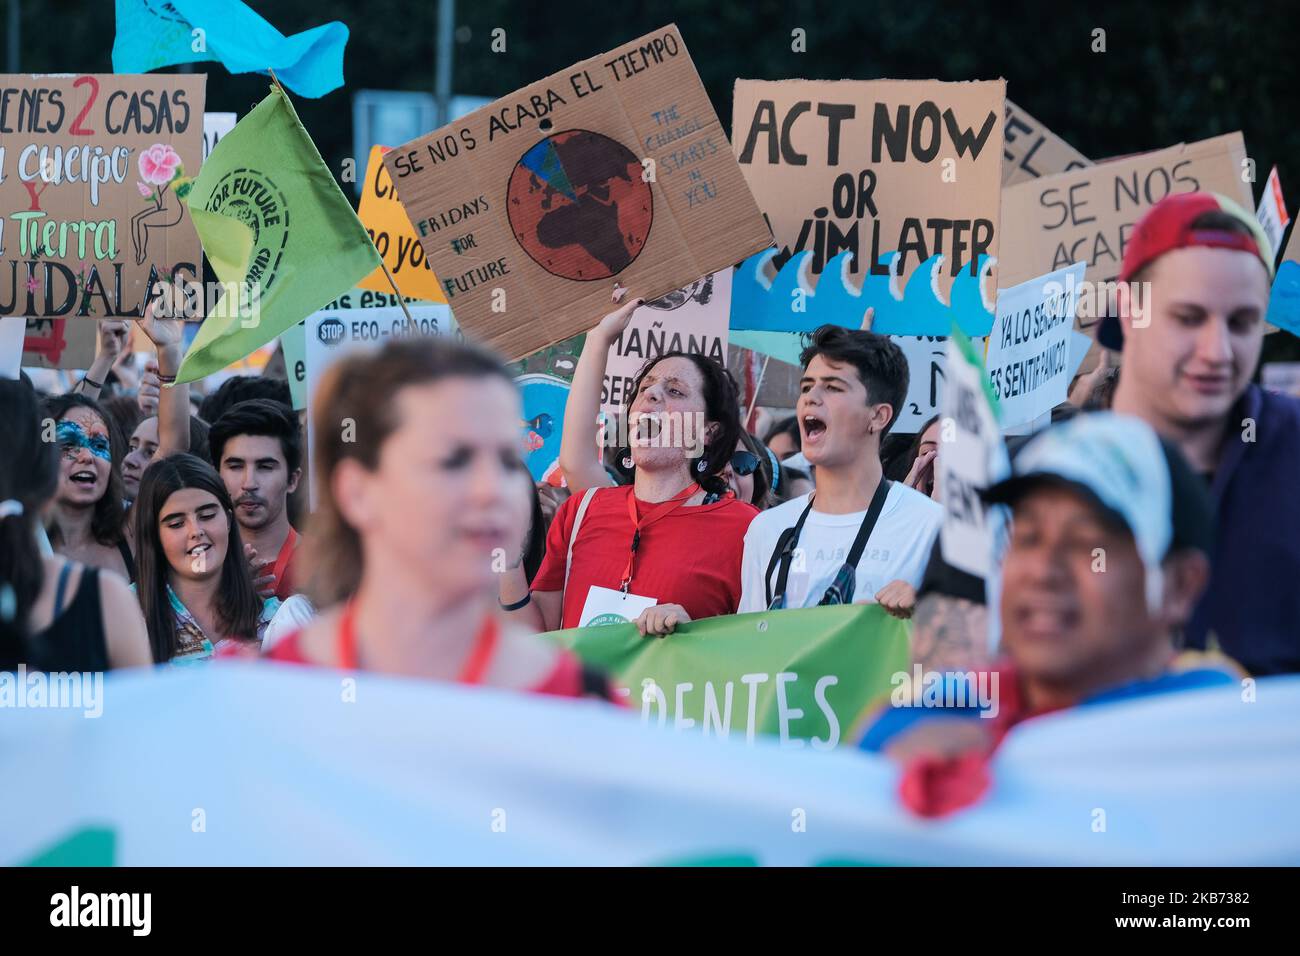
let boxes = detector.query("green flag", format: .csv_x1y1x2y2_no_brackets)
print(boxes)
176,85,381,383
548,604,910,747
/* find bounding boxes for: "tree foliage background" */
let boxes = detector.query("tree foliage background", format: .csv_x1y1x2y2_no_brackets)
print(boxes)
13,0,1300,358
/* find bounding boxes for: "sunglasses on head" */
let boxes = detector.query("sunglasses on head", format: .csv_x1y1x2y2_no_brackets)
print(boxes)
729,450,760,476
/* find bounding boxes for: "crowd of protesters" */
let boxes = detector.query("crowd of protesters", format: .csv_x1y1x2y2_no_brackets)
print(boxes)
2,192,1298,807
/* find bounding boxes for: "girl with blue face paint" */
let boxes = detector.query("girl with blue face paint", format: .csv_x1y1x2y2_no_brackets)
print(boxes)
42,394,134,583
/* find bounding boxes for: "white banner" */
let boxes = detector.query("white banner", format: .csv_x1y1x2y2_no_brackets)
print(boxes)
1,666,1297,865
985,262,1085,430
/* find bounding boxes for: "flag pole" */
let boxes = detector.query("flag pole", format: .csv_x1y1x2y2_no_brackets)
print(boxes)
744,355,770,428
267,67,415,325
377,259,415,322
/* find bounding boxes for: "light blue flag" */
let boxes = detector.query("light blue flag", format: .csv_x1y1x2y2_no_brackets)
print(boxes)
112,0,347,98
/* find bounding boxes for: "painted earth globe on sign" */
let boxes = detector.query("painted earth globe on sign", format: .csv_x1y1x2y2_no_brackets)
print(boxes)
507,130,653,281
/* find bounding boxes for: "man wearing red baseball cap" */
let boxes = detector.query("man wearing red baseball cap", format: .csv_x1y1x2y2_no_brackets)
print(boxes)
1107,191,1300,675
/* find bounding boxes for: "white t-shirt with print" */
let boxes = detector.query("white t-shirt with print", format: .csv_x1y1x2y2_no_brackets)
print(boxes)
738,483,942,613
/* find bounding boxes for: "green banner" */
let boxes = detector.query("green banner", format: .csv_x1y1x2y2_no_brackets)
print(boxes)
549,605,910,748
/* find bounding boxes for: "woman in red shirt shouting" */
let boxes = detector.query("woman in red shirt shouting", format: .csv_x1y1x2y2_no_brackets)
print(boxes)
500,291,759,636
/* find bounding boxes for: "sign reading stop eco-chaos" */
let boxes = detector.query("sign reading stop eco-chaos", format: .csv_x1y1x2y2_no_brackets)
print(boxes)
0,74,205,319
384,24,771,361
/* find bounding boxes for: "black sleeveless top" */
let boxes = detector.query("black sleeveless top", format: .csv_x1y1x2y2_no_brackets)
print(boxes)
29,564,110,673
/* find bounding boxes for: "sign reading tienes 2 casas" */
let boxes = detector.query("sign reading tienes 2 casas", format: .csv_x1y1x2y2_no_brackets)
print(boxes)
0,74,206,319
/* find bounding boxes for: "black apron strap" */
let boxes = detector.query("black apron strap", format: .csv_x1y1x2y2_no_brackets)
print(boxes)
765,496,816,610
843,479,892,573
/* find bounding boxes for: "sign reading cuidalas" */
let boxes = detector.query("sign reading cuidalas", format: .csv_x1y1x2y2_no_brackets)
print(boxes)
385,25,771,361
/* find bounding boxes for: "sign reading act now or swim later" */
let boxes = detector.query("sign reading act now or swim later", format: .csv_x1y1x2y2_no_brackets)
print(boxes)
730,79,1004,337
385,25,772,361
0,74,205,319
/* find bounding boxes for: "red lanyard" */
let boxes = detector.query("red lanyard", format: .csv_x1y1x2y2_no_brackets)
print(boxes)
620,483,699,594
272,527,298,590
337,600,500,684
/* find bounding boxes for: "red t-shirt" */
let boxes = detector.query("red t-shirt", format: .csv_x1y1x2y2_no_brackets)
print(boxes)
272,528,299,602
532,486,758,630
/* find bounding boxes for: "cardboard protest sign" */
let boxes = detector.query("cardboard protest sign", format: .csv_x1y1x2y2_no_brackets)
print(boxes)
895,336,952,433
304,301,458,507
1266,222,1300,336
20,315,97,368
385,25,771,361
1255,165,1289,262
730,79,1004,338
1002,99,1091,186
0,74,206,319
202,112,236,163
939,333,1008,579
355,145,447,303
601,270,729,421
984,262,1086,429
998,133,1251,292
999,133,1251,370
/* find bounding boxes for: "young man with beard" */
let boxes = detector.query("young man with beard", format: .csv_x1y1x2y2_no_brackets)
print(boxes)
737,325,942,617
1106,192,1300,675
208,399,303,601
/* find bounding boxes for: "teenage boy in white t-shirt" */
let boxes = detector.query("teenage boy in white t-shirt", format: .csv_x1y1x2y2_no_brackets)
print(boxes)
738,325,941,617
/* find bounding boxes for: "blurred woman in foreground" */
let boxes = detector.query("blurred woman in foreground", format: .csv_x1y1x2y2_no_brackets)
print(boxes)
267,338,609,698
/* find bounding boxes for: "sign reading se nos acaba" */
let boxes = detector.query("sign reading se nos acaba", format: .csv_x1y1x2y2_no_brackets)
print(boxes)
385,25,771,361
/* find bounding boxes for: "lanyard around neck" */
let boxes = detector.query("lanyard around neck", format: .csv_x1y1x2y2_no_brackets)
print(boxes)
620,483,699,594
337,600,500,684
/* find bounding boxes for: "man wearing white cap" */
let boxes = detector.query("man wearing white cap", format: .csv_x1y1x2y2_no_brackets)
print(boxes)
857,414,1237,815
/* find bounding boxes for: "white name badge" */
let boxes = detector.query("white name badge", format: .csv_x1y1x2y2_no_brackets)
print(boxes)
579,586,658,628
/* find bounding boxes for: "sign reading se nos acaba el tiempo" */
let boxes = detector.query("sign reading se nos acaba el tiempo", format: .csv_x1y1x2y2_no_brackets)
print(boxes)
0,74,206,319
385,25,772,361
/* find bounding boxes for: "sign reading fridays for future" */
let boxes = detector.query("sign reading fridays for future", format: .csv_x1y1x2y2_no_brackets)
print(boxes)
385,24,772,361
0,74,206,319
729,79,1004,338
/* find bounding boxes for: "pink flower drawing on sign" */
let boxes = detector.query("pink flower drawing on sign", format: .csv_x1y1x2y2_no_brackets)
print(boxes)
138,144,182,186
132,143,186,266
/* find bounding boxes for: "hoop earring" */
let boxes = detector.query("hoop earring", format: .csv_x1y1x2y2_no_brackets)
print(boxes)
696,457,709,474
